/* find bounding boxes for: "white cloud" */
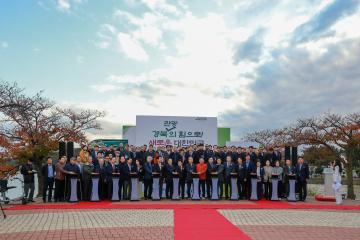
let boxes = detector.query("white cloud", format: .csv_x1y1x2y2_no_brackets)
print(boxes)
90,84,119,93
57,0,70,11
114,10,166,48
86,0,360,138
94,24,118,49
89,12,255,127
56,0,85,12
117,32,149,62
141,0,182,16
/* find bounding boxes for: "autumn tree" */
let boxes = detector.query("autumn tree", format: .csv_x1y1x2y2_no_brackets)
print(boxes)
243,129,278,147
303,146,338,171
0,81,105,195
244,112,360,199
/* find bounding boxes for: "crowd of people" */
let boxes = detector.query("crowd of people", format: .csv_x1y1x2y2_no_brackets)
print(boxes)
18,144,330,203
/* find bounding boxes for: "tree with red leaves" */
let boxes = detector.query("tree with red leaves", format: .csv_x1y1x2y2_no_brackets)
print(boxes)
244,112,360,199
0,81,105,195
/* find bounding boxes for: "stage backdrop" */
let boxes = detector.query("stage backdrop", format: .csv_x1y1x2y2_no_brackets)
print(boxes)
135,116,217,147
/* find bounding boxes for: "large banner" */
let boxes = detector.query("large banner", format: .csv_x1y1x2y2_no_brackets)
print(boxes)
135,116,217,147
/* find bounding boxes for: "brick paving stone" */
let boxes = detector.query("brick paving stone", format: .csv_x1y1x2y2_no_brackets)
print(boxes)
0,227,173,240
219,209,360,228
0,210,173,234
237,225,360,240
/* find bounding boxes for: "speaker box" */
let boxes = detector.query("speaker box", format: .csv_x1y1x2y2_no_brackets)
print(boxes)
66,142,74,159
59,141,66,159
291,146,298,166
285,146,291,160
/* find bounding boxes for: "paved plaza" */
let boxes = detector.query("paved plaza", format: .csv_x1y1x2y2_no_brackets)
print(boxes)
1,199,360,240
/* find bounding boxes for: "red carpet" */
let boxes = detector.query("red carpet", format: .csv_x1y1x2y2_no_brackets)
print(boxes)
174,209,251,240
7,201,360,211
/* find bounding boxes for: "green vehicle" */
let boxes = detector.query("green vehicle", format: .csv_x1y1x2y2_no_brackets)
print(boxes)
89,139,128,148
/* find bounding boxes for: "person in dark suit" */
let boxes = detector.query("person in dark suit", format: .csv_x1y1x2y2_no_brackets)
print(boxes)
169,148,182,166
295,157,310,201
64,157,81,201
162,145,172,161
41,157,55,203
177,160,186,199
91,145,100,167
82,157,95,201
105,157,118,199
135,159,144,182
204,145,214,162
224,156,234,199
236,158,245,199
165,158,175,199
185,157,197,199
216,158,225,198
249,146,258,162
145,144,157,161
185,146,195,165
96,158,107,200
21,158,36,203
257,148,266,166
243,155,255,199
206,157,217,199
283,159,294,198
194,145,205,164
251,160,265,200
143,156,153,200
153,156,166,199
266,148,280,166
120,158,133,200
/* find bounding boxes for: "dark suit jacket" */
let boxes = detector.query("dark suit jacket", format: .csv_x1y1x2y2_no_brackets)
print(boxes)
21,164,35,183
64,163,80,175
224,162,235,179
251,167,265,181
216,164,225,182
165,164,175,181
194,150,205,164
82,164,95,182
91,150,99,166
169,152,182,165
243,161,255,180
184,151,194,163
283,165,294,182
153,163,165,179
120,163,133,181
143,162,153,181
144,150,157,160
206,162,217,180
295,163,309,182
204,150,214,162
95,164,107,182
176,165,187,181
185,163,197,182
235,163,245,180
41,164,55,179
266,152,279,165
105,163,118,181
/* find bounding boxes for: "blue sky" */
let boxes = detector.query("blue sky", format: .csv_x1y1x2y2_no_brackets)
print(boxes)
1,0,360,140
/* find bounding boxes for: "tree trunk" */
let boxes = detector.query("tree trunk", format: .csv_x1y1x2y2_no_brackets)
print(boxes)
345,148,355,200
